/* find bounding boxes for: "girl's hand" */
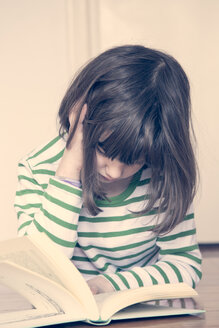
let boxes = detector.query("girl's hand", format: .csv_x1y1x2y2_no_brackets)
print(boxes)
87,276,115,295
56,103,87,180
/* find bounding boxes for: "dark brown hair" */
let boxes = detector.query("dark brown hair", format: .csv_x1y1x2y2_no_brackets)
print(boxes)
58,45,197,234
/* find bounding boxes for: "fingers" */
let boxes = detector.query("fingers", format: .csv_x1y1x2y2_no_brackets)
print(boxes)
87,279,99,295
89,285,99,295
58,103,87,178
69,103,87,131
79,103,87,124
87,276,115,295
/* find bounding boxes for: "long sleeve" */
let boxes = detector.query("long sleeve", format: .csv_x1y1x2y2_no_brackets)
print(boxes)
101,212,202,291
14,140,202,288
14,158,83,259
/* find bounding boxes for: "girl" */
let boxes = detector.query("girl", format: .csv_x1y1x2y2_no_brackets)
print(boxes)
15,45,202,294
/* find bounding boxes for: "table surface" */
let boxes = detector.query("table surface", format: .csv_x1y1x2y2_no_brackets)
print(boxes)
1,248,219,328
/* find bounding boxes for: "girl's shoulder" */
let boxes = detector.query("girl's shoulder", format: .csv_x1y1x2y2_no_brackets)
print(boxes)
20,135,66,169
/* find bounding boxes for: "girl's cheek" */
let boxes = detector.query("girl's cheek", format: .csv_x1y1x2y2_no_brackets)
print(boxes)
96,153,107,168
128,164,144,176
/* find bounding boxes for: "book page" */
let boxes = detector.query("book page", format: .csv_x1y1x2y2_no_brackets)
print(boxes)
0,283,33,313
112,298,204,321
0,261,86,328
0,234,99,321
94,283,198,320
0,237,64,286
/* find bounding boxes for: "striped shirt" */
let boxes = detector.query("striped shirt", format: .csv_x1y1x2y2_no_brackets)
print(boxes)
14,135,202,291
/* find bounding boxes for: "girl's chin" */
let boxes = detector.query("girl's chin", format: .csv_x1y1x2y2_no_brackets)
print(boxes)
99,174,116,183
98,174,131,184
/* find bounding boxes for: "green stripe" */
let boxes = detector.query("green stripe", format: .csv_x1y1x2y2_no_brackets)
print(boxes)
103,274,120,291
74,244,156,263
176,252,202,264
83,252,150,273
18,175,47,189
97,194,149,208
138,178,151,186
94,245,155,262
33,220,77,248
41,208,78,230
118,195,150,206
17,220,32,231
73,256,90,262
164,261,183,282
32,169,55,176
184,213,194,221
18,175,48,189
79,209,158,223
94,262,112,272
117,273,130,289
17,211,23,219
34,149,64,166
117,251,156,270
49,178,82,197
79,213,136,223
77,269,99,276
44,192,80,213
78,226,154,238
96,168,143,207
16,189,44,196
18,163,25,167
152,264,170,283
157,229,196,242
142,249,159,266
14,203,41,210
148,273,158,285
28,135,61,160
17,211,35,219
159,244,199,255
81,237,156,252
129,270,144,287
18,175,38,184
191,265,202,280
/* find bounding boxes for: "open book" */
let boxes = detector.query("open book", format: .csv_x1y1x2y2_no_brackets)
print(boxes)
0,233,204,328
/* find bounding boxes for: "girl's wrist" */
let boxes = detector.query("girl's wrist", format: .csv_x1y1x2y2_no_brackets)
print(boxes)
56,176,82,188
56,148,82,181
55,162,81,181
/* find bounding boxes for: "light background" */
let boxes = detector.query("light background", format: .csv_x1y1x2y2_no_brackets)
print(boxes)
0,0,218,242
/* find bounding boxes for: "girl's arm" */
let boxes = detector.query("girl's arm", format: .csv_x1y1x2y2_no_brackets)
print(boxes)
95,211,202,292
15,104,87,259
14,158,83,259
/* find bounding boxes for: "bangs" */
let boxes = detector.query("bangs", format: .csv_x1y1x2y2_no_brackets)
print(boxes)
97,124,147,165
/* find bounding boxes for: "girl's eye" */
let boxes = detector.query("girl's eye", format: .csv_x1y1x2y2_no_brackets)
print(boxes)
129,160,145,167
136,160,145,165
97,146,106,155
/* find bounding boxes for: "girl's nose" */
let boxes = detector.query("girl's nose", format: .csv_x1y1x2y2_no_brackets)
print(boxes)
105,160,124,180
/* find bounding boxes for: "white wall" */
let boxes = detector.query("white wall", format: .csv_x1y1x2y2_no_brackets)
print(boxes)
0,0,71,239
95,0,219,242
0,0,218,242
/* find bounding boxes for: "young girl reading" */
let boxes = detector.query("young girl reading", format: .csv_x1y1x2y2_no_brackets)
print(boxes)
15,45,202,295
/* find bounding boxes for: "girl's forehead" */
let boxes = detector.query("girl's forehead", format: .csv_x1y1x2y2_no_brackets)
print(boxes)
97,129,146,165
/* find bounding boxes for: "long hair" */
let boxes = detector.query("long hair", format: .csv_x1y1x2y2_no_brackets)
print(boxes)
58,45,197,234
